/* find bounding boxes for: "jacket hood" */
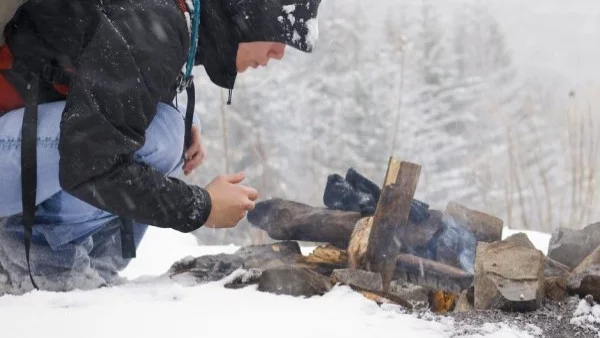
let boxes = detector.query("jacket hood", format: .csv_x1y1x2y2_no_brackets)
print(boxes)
195,0,321,90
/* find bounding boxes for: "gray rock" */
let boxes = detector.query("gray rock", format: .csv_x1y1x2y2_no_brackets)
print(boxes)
237,241,302,269
330,268,383,291
168,254,244,283
258,266,332,297
330,269,425,308
545,276,567,302
567,245,600,300
388,281,430,305
454,289,474,313
474,233,545,312
167,242,302,284
545,258,571,279
548,222,600,270
223,269,264,289
585,294,595,306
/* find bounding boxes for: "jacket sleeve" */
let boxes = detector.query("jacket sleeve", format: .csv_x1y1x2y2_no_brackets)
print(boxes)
58,2,211,232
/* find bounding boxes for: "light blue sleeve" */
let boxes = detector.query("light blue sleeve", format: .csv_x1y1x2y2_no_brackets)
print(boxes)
192,110,201,131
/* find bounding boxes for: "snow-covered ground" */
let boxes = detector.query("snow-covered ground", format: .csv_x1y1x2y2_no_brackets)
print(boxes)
0,227,553,338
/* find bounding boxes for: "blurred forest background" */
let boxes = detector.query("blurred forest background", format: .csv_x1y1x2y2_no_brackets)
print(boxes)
182,0,600,244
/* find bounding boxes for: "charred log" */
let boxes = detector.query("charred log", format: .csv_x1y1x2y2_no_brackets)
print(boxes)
444,202,503,243
247,198,361,249
394,254,474,294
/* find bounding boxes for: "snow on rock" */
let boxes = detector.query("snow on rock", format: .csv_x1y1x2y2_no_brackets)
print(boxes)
570,298,600,336
121,227,238,280
502,227,551,255
305,18,319,49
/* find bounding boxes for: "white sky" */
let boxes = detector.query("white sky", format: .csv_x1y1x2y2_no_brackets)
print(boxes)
373,0,600,91
486,0,600,89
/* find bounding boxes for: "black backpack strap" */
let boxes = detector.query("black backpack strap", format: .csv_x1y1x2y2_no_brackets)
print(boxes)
119,218,136,259
184,82,195,152
21,72,40,290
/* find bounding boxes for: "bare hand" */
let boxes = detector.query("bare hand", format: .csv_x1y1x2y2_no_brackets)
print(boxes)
184,125,205,175
203,172,259,228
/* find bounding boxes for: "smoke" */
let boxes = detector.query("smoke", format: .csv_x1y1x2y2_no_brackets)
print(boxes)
398,211,478,274
437,215,477,273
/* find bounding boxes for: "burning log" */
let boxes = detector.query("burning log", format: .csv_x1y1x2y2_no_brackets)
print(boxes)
365,158,422,291
394,254,474,294
247,198,361,249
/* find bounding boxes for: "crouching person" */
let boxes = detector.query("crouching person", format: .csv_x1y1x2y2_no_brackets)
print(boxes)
0,0,321,294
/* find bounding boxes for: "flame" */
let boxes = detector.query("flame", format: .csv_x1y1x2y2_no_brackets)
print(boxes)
431,290,457,313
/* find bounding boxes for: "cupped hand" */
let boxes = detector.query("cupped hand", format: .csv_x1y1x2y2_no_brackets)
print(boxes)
203,172,259,228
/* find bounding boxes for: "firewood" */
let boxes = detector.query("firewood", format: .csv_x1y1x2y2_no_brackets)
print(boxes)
299,245,348,265
355,289,414,309
365,158,422,291
394,254,474,294
330,269,413,309
247,198,361,249
295,245,348,276
444,201,503,242
347,217,373,269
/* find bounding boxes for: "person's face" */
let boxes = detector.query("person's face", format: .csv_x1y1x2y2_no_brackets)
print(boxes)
236,42,286,73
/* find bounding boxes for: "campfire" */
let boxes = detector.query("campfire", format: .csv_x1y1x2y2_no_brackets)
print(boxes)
169,156,600,315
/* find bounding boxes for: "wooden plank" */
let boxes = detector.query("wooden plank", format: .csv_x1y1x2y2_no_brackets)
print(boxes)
382,156,401,187
347,217,374,269
364,160,422,291
348,158,401,270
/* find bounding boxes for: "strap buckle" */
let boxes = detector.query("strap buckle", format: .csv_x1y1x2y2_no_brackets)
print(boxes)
176,73,194,93
41,64,70,85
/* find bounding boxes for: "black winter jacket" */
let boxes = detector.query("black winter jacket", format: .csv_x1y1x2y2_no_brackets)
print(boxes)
6,0,211,232
4,0,321,232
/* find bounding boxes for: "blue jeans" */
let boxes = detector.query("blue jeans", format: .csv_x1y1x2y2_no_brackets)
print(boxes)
0,101,186,293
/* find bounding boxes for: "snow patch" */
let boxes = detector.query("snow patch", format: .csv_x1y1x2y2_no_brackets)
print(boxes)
502,228,551,255
571,299,600,335
288,14,296,25
292,30,301,43
283,4,296,13
305,18,319,49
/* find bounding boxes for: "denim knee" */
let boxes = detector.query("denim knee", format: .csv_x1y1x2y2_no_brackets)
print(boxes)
135,103,185,175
